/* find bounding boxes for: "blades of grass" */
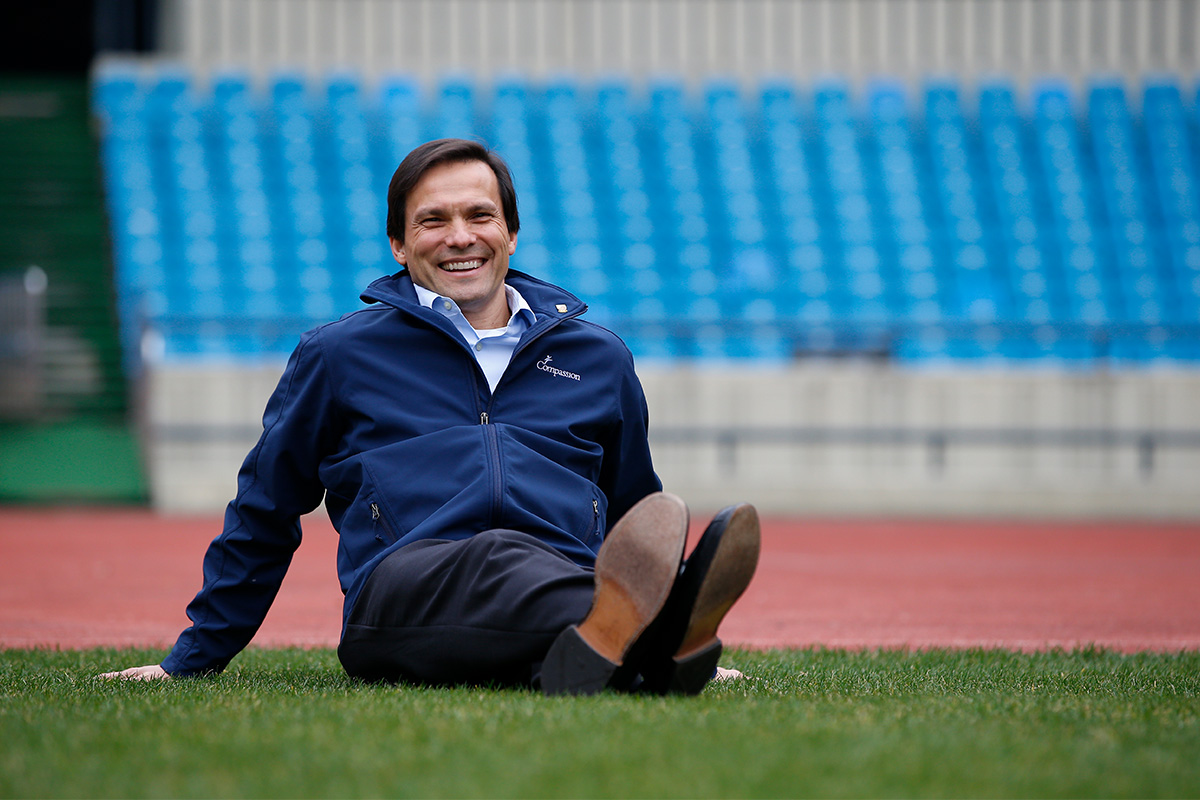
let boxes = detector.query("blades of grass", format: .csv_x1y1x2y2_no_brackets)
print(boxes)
2,646,1198,798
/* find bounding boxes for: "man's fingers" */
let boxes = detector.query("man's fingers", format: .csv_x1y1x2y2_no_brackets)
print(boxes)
98,664,169,681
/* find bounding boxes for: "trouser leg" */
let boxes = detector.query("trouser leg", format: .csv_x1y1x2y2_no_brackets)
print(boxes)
338,529,595,686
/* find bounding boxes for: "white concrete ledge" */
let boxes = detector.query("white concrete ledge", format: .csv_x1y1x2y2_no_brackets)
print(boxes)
140,362,1200,518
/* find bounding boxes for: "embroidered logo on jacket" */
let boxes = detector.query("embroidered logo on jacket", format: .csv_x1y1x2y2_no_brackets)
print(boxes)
536,355,581,381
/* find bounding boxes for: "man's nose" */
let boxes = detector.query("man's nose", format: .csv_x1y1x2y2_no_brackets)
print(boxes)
445,219,476,248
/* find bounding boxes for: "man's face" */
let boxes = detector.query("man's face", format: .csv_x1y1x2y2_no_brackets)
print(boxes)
390,159,517,329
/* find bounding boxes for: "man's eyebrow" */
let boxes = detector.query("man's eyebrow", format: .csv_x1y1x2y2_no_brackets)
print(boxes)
460,200,500,215
411,200,499,220
410,203,446,220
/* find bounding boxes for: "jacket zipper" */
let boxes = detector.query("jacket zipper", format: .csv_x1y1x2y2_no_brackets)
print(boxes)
370,501,396,543
470,304,586,527
479,411,503,527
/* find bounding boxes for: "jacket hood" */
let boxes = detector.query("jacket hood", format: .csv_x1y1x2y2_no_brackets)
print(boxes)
360,269,588,319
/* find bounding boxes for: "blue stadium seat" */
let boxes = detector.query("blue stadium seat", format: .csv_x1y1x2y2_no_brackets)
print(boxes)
91,61,143,136
644,77,708,283
91,65,1200,365
378,74,424,169
1087,79,1167,324
539,78,601,288
1143,78,1200,322
1032,81,1118,324
435,76,479,141
813,80,882,318
868,82,937,320
489,76,544,265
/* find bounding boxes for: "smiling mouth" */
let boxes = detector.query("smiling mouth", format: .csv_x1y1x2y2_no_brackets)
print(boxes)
440,259,484,272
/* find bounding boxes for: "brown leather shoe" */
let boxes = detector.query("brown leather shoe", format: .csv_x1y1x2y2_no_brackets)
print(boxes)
541,492,689,695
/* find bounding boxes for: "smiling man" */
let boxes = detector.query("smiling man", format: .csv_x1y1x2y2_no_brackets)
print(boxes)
102,139,760,694
391,157,516,329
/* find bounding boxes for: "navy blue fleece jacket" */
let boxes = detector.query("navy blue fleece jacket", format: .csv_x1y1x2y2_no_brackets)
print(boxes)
161,270,661,676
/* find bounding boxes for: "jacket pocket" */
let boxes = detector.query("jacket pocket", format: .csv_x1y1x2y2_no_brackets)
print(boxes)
582,487,608,547
369,499,398,544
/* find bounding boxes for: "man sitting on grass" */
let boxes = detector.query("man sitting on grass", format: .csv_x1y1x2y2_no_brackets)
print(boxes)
102,138,760,694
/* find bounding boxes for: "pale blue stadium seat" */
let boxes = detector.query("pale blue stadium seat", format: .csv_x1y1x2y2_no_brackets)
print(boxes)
1143,78,1200,323
490,75,543,261
1087,79,1166,324
539,77,602,289
1032,81,1118,325
435,76,479,141
91,61,143,139
868,81,938,320
92,66,1200,365
643,77,709,285
595,78,651,273
325,74,382,311
378,74,423,171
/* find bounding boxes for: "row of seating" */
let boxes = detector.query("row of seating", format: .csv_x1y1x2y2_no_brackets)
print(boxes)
92,64,1200,364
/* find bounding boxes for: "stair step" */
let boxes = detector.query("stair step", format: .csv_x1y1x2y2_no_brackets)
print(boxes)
0,75,129,422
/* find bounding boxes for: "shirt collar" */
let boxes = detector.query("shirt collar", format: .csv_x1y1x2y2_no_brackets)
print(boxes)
413,282,536,331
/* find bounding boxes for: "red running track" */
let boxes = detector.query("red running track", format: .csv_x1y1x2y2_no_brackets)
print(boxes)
1,508,1198,653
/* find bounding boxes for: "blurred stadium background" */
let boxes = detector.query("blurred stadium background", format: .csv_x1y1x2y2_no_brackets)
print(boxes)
3,0,1200,518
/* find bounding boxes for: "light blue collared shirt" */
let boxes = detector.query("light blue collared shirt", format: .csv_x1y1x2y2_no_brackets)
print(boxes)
414,282,537,393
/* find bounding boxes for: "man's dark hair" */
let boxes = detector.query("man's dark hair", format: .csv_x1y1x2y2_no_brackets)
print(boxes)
385,138,520,243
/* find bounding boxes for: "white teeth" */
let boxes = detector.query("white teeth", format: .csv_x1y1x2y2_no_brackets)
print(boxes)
442,260,483,271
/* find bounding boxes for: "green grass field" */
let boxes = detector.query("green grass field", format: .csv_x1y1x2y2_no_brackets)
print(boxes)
2,647,1197,798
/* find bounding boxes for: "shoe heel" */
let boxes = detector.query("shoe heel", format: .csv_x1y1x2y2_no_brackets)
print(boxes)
541,625,619,696
667,639,723,695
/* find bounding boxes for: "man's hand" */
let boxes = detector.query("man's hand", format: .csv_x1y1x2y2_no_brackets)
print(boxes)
98,664,170,681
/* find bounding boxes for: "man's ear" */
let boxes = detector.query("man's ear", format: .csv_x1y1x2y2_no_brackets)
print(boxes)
508,231,517,256
389,237,407,266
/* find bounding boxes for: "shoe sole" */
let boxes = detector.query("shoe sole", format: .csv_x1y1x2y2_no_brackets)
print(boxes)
542,492,688,695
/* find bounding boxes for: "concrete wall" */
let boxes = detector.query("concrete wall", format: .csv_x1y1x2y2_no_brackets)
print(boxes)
143,362,1200,517
642,365,1200,517
139,360,277,512
155,0,1200,87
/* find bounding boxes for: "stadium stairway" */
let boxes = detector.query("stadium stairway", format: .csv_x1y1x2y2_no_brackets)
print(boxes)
0,75,146,503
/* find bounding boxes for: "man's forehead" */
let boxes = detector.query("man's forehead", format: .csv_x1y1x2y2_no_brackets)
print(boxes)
408,162,501,218
412,161,499,197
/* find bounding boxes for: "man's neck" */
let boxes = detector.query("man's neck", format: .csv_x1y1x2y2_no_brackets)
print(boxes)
462,297,512,331
413,282,514,331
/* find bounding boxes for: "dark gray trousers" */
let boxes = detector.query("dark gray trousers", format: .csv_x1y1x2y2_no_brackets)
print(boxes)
337,529,595,687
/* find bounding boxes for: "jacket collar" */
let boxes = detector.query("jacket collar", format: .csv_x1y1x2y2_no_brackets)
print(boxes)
360,269,588,322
